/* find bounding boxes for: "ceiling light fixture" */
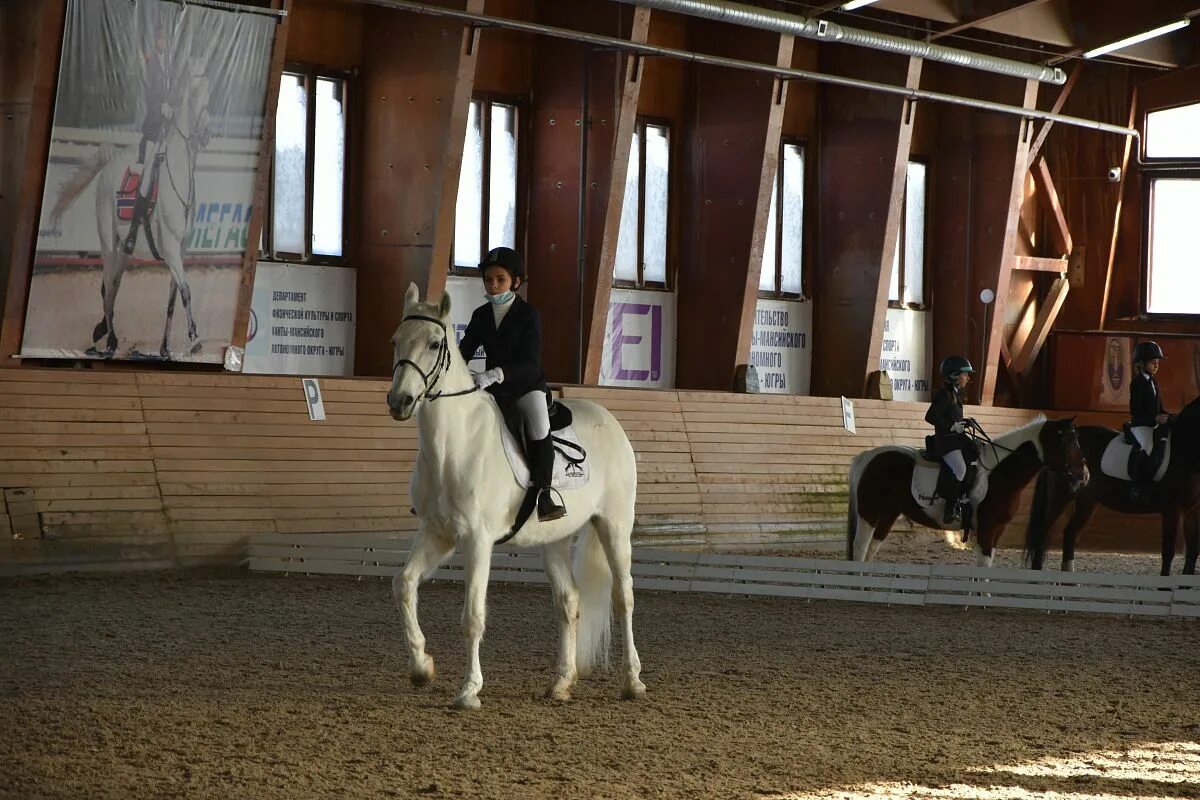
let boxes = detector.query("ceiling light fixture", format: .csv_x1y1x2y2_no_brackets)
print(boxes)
1083,18,1190,59
841,0,882,10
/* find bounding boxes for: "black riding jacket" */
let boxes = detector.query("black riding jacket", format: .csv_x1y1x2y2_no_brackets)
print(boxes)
1130,371,1167,428
925,382,971,456
457,296,549,401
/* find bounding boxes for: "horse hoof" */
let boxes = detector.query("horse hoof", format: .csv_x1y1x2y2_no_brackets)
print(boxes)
188,339,202,355
621,680,647,701
409,658,436,687
545,682,573,702
452,694,481,711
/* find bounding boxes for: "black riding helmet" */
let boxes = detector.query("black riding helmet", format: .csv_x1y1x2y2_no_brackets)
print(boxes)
479,247,525,283
1133,340,1165,364
940,355,975,381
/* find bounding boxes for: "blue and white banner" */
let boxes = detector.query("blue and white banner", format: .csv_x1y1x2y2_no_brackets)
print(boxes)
879,307,933,402
244,263,356,377
600,288,677,389
750,298,812,394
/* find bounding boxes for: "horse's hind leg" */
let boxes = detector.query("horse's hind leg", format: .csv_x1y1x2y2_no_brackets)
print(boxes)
855,512,897,562
593,513,645,700
542,537,579,701
159,279,179,358
1183,511,1199,576
392,529,453,688
158,235,200,353
1160,509,1181,577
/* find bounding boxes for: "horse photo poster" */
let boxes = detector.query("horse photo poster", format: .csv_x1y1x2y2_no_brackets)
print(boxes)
23,0,275,364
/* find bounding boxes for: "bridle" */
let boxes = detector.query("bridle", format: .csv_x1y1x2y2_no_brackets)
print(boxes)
969,420,1086,482
390,314,477,403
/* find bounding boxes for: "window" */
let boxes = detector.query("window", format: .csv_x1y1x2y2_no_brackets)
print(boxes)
266,67,348,262
888,161,927,307
759,141,805,295
615,120,670,287
454,98,519,270
1143,101,1200,315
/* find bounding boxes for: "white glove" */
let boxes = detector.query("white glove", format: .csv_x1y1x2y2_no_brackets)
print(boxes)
951,420,966,434
473,368,504,390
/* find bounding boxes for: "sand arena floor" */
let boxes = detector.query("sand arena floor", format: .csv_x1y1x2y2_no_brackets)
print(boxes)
2,538,1198,800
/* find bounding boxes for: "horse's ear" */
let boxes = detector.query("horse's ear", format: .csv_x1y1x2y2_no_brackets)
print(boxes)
404,282,420,312
438,292,452,320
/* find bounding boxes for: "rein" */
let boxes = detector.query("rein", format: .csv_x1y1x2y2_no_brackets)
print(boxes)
393,314,478,403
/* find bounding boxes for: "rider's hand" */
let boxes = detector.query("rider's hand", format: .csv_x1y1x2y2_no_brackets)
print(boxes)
951,420,966,434
1156,413,1170,424
472,368,504,390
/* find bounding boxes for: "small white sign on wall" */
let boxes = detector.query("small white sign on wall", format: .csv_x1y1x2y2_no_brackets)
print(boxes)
841,396,856,434
301,378,326,421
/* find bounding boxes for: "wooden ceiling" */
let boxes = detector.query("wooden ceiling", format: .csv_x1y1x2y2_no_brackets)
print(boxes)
803,0,1200,71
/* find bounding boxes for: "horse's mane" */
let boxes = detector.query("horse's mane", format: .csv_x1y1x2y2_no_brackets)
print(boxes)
986,413,1048,465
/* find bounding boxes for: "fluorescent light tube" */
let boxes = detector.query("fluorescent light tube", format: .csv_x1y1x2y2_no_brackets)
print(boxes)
841,0,881,10
1084,19,1190,59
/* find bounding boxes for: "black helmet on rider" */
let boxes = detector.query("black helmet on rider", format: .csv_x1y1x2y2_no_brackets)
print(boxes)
479,247,525,282
939,355,975,381
1132,340,1165,364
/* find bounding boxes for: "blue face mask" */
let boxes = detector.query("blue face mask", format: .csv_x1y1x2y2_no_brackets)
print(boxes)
486,291,514,305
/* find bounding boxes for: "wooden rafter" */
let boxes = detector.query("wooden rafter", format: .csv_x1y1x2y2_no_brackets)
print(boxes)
1013,255,1068,273
1011,276,1070,375
1032,157,1073,257
930,0,1056,41
1026,63,1082,168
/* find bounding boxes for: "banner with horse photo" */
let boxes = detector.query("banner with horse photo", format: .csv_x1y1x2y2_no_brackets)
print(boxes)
22,0,275,363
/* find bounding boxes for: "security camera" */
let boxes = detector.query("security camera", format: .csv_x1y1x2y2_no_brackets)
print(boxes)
1107,167,1122,183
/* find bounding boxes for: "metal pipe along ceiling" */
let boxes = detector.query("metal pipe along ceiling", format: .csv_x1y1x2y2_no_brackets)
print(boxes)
357,0,1135,140
610,0,1066,85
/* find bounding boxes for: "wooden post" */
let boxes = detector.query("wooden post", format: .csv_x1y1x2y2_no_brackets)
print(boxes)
581,7,652,385
979,79,1039,406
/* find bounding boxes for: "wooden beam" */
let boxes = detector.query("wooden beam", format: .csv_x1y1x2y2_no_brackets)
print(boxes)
425,7,484,305
582,8,652,386
1013,255,1068,273
1099,86,1138,330
229,0,292,360
1026,62,1081,167
863,55,923,397
930,0,1055,41
979,78,1038,406
1011,276,1069,375
0,0,67,365
1032,157,1073,257
732,35,796,377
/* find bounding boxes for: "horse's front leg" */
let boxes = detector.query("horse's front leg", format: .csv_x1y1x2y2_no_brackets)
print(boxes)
393,529,454,687
454,534,493,710
542,538,579,702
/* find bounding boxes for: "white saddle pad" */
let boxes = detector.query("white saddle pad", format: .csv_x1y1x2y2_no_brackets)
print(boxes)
911,456,989,513
1100,435,1171,482
500,425,591,491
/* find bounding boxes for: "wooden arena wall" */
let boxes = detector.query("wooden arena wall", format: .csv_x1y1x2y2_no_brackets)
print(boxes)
0,368,1149,575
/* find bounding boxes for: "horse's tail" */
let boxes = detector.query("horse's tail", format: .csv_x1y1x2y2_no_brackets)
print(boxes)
1023,468,1053,569
573,524,612,675
49,142,115,229
846,450,870,560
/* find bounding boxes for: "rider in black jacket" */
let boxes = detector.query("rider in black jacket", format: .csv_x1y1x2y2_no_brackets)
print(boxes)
1128,341,1170,498
458,247,566,522
925,356,977,524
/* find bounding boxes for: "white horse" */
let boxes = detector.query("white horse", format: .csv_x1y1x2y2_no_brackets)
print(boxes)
385,284,645,710
48,58,212,359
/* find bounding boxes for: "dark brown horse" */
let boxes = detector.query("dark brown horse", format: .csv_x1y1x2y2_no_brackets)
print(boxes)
1024,394,1200,576
848,416,1088,566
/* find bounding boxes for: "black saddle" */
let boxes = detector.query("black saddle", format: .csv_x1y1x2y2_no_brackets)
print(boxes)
1125,424,1169,484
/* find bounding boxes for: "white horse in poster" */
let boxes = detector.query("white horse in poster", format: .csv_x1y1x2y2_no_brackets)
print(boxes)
48,58,212,359
386,284,645,709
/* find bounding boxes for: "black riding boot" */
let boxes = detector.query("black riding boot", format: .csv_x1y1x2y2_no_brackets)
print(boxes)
122,192,149,255
530,435,566,522
942,477,967,525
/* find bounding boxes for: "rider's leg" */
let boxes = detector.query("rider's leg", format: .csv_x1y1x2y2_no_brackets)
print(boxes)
518,390,565,522
1130,425,1156,499
942,449,967,524
123,137,159,255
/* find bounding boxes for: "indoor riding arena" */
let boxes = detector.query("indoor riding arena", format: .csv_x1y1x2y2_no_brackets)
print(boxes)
2,1,1199,799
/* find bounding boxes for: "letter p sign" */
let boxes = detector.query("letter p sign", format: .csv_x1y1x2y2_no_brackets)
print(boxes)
302,378,326,421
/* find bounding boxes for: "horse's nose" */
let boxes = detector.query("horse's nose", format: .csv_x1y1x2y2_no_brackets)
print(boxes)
387,390,414,415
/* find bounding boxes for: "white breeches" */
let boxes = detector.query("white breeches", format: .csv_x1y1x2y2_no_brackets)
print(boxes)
943,449,967,482
1131,425,1154,455
518,390,550,441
